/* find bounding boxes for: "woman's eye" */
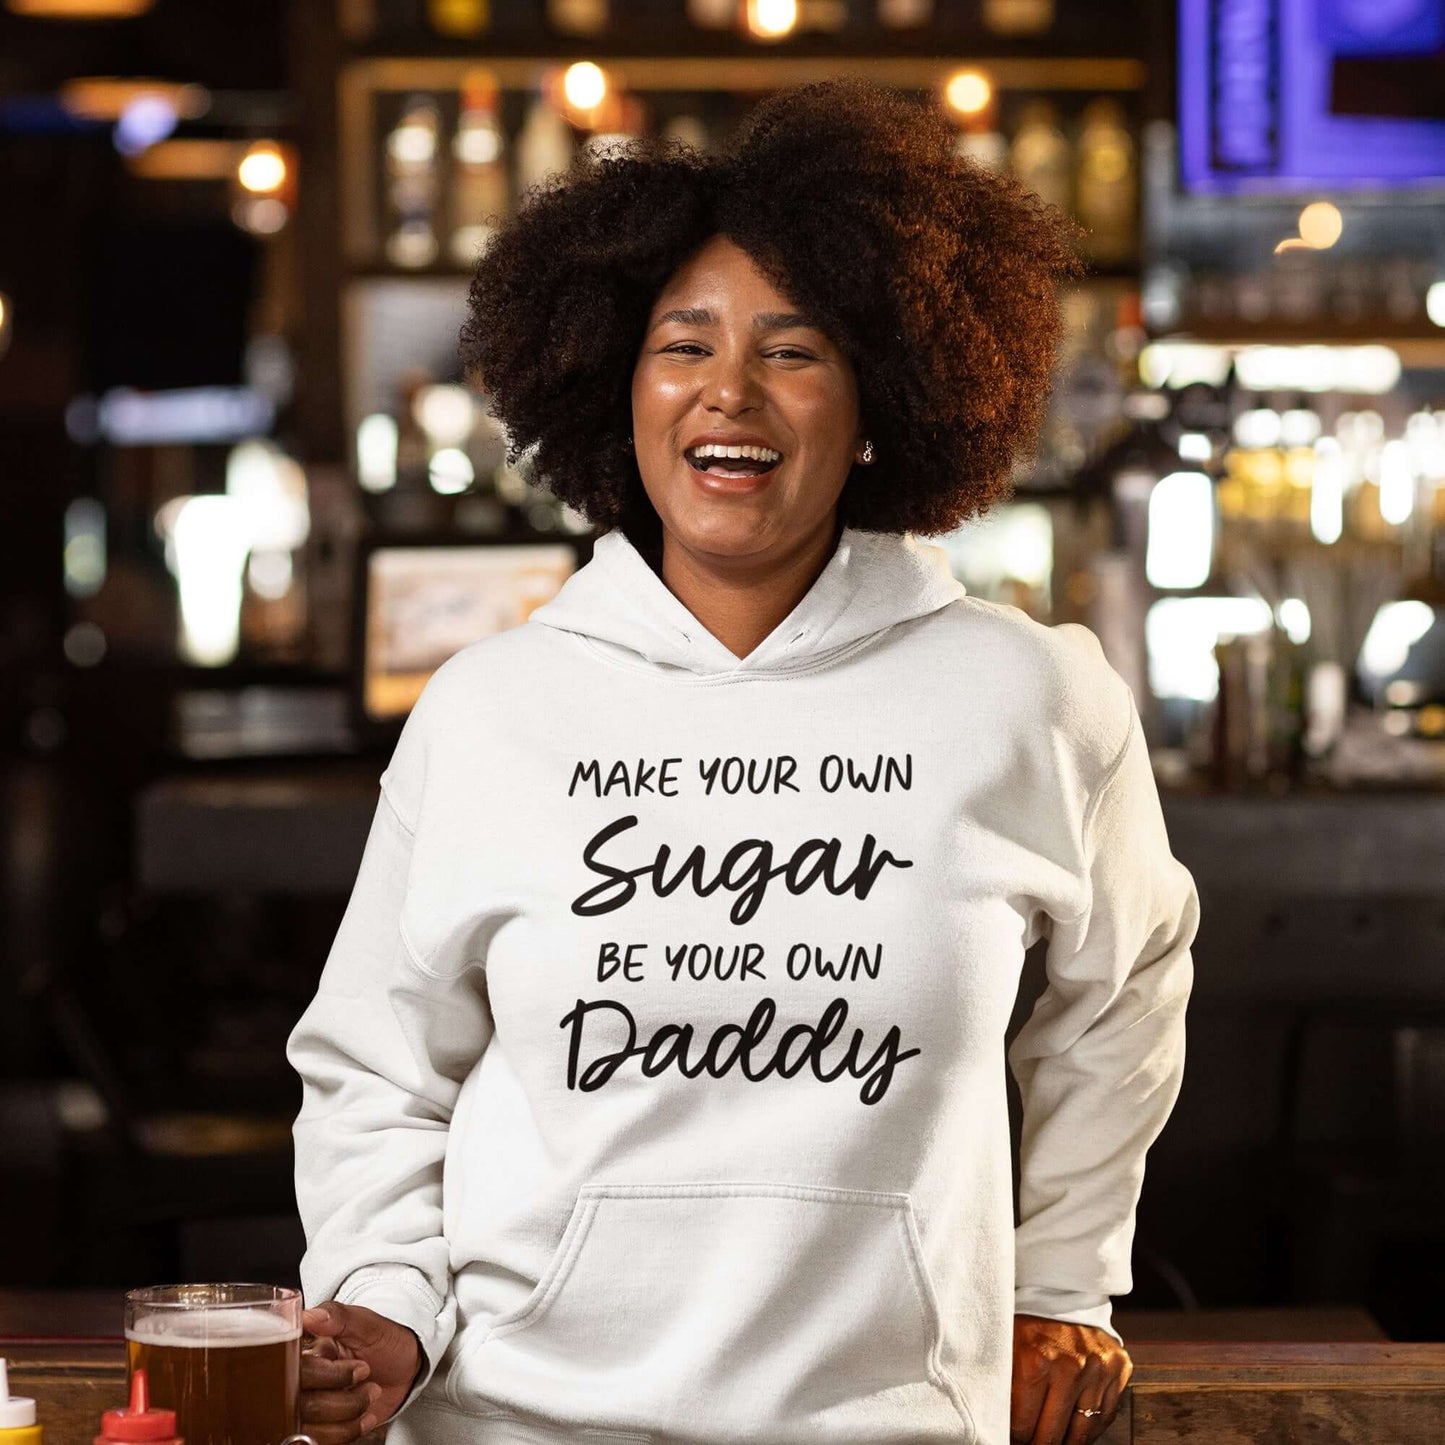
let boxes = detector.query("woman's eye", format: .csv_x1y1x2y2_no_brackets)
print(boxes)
660,345,811,359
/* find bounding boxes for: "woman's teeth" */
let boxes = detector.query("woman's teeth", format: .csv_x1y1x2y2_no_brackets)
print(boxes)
686,443,782,476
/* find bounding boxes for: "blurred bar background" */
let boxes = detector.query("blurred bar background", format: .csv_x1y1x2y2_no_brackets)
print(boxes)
1,0,1443,1346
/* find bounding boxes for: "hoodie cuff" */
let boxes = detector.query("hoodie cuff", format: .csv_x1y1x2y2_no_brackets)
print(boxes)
333,1264,457,1413
1014,1285,1123,1345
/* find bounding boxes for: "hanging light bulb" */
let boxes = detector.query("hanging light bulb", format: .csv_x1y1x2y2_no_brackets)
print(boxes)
562,61,607,114
238,142,287,194
943,70,992,117
745,0,797,39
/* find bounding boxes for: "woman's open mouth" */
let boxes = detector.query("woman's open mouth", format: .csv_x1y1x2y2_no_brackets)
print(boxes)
684,443,782,484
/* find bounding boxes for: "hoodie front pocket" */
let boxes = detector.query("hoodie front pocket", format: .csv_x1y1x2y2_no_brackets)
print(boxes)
445,1181,978,1445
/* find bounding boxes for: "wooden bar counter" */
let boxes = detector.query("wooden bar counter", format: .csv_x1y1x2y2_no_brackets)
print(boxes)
4,1292,1442,1443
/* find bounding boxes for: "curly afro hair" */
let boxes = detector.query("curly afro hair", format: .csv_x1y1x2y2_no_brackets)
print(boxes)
459,75,1083,541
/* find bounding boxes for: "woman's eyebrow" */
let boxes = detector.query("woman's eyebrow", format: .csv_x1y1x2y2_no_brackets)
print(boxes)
653,307,818,331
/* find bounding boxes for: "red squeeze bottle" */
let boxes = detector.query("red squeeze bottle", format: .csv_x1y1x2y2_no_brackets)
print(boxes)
95,1371,182,1445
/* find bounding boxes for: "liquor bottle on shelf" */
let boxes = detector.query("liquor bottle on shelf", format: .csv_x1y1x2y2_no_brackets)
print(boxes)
878,0,934,26
452,399,511,536
515,89,576,195
395,368,433,495
662,110,712,155
983,0,1053,33
947,69,1005,171
384,95,443,269
371,367,453,533
1341,410,1391,544
547,0,608,36
449,70,511,267
1074,97,1136,266
581,93,647,163
687,0,737,28
1402,460,1445,608
796,0,847,30
426,0,488,36
374,0,425,35
1009,100,1073,217
953,109,1007,172
1279,398,1321,533
957,130,1008,171
1219,399,1284,537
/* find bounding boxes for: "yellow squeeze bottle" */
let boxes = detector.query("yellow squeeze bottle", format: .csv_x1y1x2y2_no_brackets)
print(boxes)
0,1358,42,1445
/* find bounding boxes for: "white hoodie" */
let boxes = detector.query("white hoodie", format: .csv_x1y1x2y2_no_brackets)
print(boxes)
287,524,1199,1445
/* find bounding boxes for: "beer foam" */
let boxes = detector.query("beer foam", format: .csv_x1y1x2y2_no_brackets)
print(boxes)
127,1306,301,1348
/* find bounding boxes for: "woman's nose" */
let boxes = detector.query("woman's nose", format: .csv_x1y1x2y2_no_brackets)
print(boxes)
699,346,764,411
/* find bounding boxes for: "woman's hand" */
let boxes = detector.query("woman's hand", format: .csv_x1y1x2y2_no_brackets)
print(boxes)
300,1302,424,1443
1010,1314,1131,1444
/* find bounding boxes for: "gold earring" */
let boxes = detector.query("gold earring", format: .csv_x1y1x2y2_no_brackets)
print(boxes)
860,439,875,464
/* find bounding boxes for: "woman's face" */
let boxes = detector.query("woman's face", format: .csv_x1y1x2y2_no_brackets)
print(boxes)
630,233,867,561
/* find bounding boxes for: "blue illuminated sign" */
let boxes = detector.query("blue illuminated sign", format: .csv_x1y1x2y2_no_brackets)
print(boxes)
1180,0,1445,192
1208,0,1280,175
1317,0,1443,55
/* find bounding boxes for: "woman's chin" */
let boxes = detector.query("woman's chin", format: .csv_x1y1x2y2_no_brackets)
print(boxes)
662,505,784,561
664,466,784,537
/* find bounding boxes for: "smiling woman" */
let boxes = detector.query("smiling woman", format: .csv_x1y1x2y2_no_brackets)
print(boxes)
287,74,1193,1445
626,232,871,582
458,76,1083,549
648,298,826,487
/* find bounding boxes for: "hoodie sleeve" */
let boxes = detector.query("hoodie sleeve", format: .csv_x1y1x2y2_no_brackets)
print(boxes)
1012,1285,1123,1345
1007,687,1199,1344
286,694,496,1412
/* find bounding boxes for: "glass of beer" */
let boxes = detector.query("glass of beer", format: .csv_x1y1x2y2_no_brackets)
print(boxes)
125,1284,316,1445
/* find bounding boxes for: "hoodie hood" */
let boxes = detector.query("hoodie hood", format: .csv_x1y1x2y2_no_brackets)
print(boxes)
527,525,967,677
